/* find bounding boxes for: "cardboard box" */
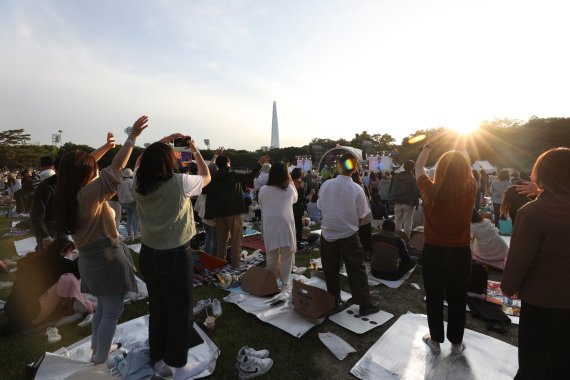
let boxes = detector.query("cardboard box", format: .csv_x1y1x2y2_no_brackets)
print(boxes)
408,231,424,251
292,280,336,319
240,266,279,296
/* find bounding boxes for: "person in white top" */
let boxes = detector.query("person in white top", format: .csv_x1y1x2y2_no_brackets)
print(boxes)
470,209,508,260
258,162,297,288
317,152,380,316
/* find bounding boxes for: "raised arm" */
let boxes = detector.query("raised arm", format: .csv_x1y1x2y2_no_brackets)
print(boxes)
110,115,148,172
415,144,431,180
90,132,116,162
188,139,211,187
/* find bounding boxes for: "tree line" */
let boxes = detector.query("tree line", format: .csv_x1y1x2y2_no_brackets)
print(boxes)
2,117,570,172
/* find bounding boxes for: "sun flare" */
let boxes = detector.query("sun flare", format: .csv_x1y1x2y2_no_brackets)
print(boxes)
447,123,480,135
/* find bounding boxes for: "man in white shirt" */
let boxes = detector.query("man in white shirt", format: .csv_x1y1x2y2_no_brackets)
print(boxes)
318,153,380,316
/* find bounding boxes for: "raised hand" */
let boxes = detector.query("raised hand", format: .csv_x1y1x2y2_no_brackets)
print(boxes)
106,132,116,149
258,155,270,165
516,181,540,197
159,133,186,144
130,115,149,138
215,146,225,155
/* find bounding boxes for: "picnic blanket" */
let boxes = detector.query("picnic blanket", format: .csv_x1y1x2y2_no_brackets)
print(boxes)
36,315,219,379
318,256,415,289
472,252,507,270
127,243,266,287
486,280,521,317
223,275,351,338
350,313,518,379
241,235,266,252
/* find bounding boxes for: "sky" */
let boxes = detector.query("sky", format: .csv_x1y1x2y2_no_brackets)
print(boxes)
1,0,569,151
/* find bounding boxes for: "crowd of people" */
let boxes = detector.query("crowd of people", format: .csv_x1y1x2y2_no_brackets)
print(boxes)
1,120,568,379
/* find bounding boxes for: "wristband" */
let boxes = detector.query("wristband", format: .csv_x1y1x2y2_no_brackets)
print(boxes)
125,137,136,146
423,144,432,149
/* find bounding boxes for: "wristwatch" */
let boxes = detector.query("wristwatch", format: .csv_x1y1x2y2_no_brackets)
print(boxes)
423,144,432,149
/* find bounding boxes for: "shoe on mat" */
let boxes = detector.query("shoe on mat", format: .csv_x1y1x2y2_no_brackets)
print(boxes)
451,342,466,355
235,346,270,369
238,355,273,379
423,334,441,353
193,299,212,316
359,302,381,316
211,299,222,317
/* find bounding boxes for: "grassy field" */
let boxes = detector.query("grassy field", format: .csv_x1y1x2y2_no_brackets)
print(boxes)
0,214,518,379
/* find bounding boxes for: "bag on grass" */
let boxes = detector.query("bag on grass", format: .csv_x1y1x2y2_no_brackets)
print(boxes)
468,262,488,295
499,219,513,236
467,297,511,333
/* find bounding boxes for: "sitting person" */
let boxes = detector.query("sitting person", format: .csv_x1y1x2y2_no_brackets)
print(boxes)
470,209,508,260
306,188,321,223
370,219,416,280
1,237,94,334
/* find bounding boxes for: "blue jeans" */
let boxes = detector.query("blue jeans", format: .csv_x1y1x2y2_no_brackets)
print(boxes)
91,293,125,364
203,224,216,255
122,202,139,237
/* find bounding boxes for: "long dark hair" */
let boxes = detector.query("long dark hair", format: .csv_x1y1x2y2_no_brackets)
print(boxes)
54,151,98,234
135,142,176,196
266,162,289,190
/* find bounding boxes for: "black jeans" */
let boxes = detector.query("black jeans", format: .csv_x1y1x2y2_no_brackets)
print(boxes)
139,243,198,367
515,302,570,380
422,243,471,344
320,232,370,306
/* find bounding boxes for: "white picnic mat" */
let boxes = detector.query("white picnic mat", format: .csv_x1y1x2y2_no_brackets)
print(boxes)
224,275,351,338
36,315,219,379
350,313,518,379
328,304,393,334
14,236,37,256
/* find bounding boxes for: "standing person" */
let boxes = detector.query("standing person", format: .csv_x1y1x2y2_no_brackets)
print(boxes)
500,172,532,225
389,160,420,238
415,144,477,355
501,147,570,379
352,171,373,260
490,169,511,227
378,172,392,213
204,153,269,268
291,168,305,249
53,116,148,364
368,171,379,195
135,135,211,379
317,152,380,315
31,134,118,250
118,168,139,242
258,162,297,289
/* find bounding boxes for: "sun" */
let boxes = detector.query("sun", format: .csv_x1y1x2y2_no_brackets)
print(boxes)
446,122,481,135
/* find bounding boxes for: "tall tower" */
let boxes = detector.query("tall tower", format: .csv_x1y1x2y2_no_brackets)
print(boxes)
271,101,279,149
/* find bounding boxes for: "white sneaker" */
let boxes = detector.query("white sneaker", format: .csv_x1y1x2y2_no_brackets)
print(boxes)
238,355,273,379
211,299,222,317
46,327,61,344
193,299,212,316
78,313,94,327
236,346,270,369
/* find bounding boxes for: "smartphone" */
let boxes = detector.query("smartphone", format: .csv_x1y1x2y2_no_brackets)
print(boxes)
173,137,191,147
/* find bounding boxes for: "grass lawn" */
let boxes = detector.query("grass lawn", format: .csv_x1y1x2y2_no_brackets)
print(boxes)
0,214,518,379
